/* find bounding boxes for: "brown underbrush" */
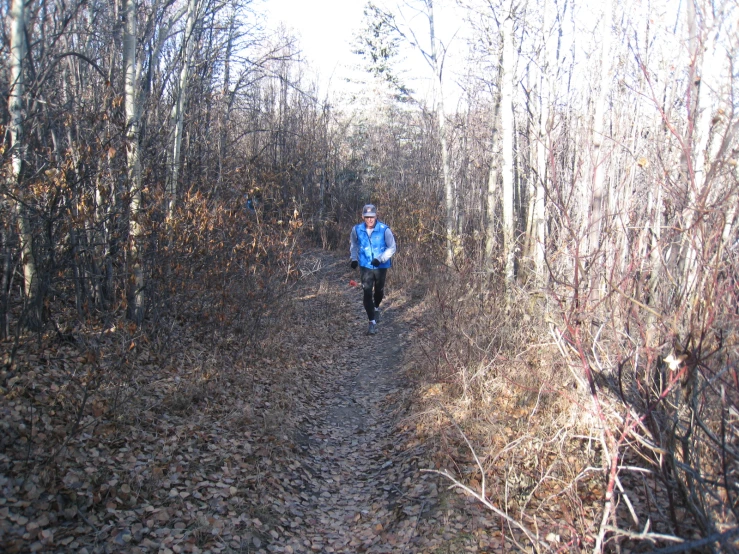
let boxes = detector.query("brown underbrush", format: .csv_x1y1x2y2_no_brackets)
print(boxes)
400,264,735,553
0,195,316,552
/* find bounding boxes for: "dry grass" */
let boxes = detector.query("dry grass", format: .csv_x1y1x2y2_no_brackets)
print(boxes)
397,267,697,552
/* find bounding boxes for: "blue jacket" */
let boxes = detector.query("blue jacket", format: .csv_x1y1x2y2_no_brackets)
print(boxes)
354,221,393,269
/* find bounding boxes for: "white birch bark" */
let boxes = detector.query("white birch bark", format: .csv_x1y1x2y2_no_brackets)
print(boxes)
426,0,456,266
500,4,515,287
217,4,237,188
586,0,613,262
167,0,200,219
7,0,41,327
124,0,145,323
532,0,556,284
523,63,537,262
485,56,502,269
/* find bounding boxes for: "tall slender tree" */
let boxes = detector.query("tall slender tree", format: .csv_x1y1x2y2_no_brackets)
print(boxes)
424,0,456,266
6,0,41,329
167,0,201,219
123,0,145,323
530,0,559,284
585,0,613,299
499,1,516,287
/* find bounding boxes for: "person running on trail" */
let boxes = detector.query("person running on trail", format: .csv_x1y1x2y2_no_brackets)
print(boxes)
350,204,397,335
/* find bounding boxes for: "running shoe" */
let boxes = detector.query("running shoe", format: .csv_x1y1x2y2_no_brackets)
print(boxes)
368,322,377,335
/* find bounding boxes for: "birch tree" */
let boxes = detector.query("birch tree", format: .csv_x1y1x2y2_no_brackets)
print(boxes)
424,0,456,266
6,0,42,329
585,0,613,298
217,2,239,189
484,56,502,270
471,0,517,283
499,2,515,287
529,0,559,284
166,0,201,219
123,0,146,323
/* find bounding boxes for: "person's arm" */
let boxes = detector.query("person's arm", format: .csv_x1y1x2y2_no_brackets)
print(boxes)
378,228,396,262
349,226,359,261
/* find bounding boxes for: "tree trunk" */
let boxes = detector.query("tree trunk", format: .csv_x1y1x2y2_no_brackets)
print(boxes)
124,0,145,323
217,4,237,189
0,226,11,338
523,63,536,264
427,0,455,267
485,55,503,271
501,4,515,288
167,0,199,219
586,0,613,300
532,0,556,286
7,0,42,330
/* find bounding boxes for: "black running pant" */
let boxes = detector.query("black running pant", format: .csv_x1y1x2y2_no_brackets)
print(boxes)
359,267,387,321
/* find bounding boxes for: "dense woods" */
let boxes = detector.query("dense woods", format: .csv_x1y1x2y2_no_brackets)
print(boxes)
1,0,738,551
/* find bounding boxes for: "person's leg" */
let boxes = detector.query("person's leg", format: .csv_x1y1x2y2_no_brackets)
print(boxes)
360,267,377,321
373,268,387,309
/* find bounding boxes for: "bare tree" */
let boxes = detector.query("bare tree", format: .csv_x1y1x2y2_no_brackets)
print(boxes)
528,0,559,284
484,56,502,271
166,0,201,219
123,0,145,323
425,0,457,266
499,0,516,287
5,0,41,329
584,0,613,299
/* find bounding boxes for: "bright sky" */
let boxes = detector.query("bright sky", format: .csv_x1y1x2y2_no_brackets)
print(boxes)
261,0,694,113
262,0,467,104
263,0,368,93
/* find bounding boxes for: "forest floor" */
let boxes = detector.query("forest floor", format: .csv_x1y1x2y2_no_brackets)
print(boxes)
0,249,509,553
239,249,501,553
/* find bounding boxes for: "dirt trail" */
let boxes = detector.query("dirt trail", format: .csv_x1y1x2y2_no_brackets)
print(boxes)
259,251,497,553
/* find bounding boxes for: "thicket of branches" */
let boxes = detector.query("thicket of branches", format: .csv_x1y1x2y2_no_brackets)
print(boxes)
373,1,737,552
349,0,738,551
0,0,340,335
1,0,738,551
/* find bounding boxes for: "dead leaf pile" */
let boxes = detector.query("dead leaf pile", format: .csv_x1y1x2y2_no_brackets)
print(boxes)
0,250,587,553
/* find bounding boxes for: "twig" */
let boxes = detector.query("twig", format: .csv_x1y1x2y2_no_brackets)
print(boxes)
640,526,739,553
77,508,100,534
425,401,546,551
422,468,546,550
617,465,654,474
603,523,681,543
614,475,639,526
549,323,588,391
435,401,488,503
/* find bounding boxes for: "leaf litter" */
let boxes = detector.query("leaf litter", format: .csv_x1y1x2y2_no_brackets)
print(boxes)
0,250,517,553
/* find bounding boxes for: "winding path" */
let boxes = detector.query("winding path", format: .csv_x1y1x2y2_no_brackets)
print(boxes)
258,251,497,553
